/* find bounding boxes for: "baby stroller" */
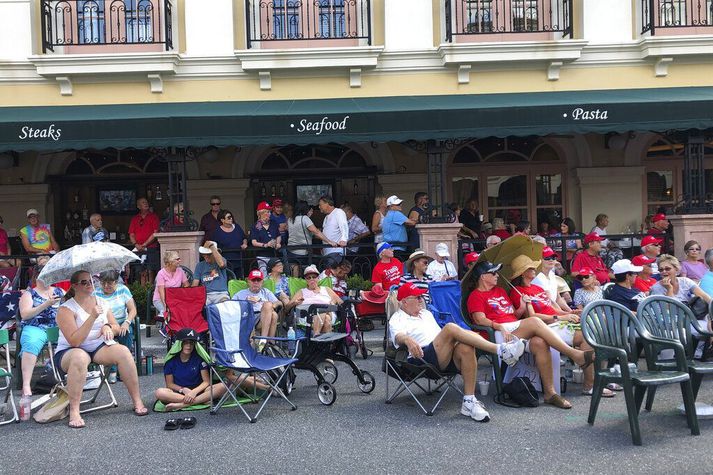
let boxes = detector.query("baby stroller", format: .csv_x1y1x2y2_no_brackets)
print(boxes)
268,300,375,405
350,284,390,359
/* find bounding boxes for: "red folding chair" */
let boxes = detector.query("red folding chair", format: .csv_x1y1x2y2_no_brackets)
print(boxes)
165,286,208,350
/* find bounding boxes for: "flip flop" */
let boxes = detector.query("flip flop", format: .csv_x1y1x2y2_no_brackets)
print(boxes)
180,416,197,430
580,350,595,370
68,419,85,429
544,394,572,409
164,418,181,431
134,406,149,416
582,388,616,398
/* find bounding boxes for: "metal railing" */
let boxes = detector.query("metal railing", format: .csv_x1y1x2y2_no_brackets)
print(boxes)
41,0,174,53
445,0,573,41
245,0,372,48
642,0,713,35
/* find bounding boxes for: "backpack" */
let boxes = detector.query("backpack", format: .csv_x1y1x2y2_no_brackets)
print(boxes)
502,377,539,407
689,296,709,321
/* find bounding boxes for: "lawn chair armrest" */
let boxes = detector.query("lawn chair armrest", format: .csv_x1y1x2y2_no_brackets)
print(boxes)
470,323,495,342
252,335,307,342
639,334,688,370
690,318,713,338
208,347,245,356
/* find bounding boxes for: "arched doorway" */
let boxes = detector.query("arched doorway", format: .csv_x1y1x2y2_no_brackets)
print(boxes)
50,149,169,246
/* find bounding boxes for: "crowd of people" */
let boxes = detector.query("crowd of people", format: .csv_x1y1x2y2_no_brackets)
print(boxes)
7,191,713,427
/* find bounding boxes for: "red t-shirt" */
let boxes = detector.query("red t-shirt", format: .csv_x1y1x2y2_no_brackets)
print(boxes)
371,258,403,291
493,229,512,240
510,284,557,316
0,227,8,255
467,287,518,339
572,251,609,285
128,212,160,248
634,276,657,293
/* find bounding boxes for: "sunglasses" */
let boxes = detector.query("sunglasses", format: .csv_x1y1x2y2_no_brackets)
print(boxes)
211,202,221,206
626,272,639,276
76,279,92,286
577,274,593,281
224,216,233,220
485,271,499,276
659,267,674,272
543,256,557,261
305,274,319,280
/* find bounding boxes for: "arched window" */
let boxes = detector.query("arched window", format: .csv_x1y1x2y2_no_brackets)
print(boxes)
258,143,368,174
450,136,564,230
64,149,168,176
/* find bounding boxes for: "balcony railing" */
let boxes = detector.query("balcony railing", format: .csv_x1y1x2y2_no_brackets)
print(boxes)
41,0,173,53
641,0,713,35
245,0,372,49
445,0,573,42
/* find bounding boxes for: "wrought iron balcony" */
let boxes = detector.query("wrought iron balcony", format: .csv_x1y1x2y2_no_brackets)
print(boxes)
41,0,173,53
641,0,713,35
445,0,573,42
245,0,372,49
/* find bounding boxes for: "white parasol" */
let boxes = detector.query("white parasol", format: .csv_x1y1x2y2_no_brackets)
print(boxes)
37,241,141,285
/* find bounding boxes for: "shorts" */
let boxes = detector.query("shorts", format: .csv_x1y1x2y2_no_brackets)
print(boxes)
19,325,50,357
481,320,521,341
548,322,575,346
53,343,108,375
206,291,230,306
408,342,458,373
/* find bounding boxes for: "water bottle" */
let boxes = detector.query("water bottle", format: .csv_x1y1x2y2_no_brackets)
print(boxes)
145,355,154,376
19,396,31,422
287,327,296,354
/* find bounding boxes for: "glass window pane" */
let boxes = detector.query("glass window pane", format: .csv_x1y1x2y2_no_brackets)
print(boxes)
536,174,562,206
536,208,562,235
647,170,673,202
452,177,479,208
487,175,527,207
489,208,527,227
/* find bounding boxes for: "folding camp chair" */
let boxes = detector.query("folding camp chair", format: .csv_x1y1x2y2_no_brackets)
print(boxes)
165,286,208,350
46,327,118,415
0,329,18,424
206,300,298,423
383,310,463,416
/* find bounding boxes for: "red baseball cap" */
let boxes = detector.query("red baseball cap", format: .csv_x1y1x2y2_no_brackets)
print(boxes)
632,254,656,266
397,283,428,301
464,252,479,265
542,246,555,258
248,269,264,281
583,232,603,244
256,201,272,211
652,213,667,223
641,235,663,247
577,267,594,276
272,198,283,206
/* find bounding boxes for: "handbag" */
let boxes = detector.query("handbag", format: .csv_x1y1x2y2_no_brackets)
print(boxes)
33,385,70,423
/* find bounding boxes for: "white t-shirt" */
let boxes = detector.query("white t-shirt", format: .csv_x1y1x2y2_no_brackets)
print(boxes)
650,277,699,303
426,259,458,282
287,215,315,256
591,225,609,246
322,207,348,255
56,298,115,353
389,308,441,355
532,270,558,304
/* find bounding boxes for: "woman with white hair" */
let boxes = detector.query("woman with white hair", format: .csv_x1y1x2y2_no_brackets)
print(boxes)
153,250,189,318
650,254,711,304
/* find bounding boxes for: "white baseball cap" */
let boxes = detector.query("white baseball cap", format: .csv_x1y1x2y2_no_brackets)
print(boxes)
611,259,643,275
26,208,39,217
198,246,212,254
386,195,403,206
435,242,450,257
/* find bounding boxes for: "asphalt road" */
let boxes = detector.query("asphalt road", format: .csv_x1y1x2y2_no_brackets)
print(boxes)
3,345,712,474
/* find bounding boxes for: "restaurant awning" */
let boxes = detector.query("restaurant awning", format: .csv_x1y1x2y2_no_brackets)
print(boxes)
2,86,713,152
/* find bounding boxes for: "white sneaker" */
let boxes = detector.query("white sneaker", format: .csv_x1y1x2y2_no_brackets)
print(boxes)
461,398,490,423
498,337,526,367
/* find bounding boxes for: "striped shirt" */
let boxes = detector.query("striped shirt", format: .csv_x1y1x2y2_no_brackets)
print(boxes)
399,272,432,304
95,284,134,324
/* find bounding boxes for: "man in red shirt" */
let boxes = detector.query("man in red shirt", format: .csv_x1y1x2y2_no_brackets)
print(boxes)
632,254,657,293
371,242,403,291
571,232,611,285
647,213,671,253
639,235,663,278
467,260,592,409
129,197,160,285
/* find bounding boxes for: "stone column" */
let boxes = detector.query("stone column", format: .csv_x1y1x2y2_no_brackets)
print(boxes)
667,214,713,258
155,231,205,274
416,223,463,272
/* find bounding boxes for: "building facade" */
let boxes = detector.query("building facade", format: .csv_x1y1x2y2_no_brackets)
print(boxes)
0,0,712,249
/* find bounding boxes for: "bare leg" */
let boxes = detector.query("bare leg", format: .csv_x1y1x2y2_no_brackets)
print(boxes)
432,323,499,363
527,336,560,400
21,352,38,396
451,343,477,396
574,331,595,390
322,313,333,333
269,311,279,337
513,318,586,365
61,349,91,428
259,304,274,337
154,388,186,404
93,345,146,413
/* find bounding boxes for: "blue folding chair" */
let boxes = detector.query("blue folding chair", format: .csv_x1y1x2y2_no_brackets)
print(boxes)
428,281,471,329
206,300,299,423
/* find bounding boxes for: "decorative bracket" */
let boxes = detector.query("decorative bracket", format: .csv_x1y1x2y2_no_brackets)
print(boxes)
547,61,563,81
654,57,673,77
457,64,471,84
349,68,362,88
148,73,163,93
259,71,271,91
56,76,72,96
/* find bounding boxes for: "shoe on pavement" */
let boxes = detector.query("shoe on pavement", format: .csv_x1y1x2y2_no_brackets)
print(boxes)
498,337,526,367
606,383,623,391
461,398,490,423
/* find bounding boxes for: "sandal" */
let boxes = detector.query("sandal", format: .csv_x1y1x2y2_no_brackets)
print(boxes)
606,383,624,391
134,406,149,416
580,350,595,369
180,416,197,430
582,387,616,398
544,394,572,409
164,418,181,431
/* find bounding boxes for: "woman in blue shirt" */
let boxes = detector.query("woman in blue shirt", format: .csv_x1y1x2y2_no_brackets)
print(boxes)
212,209,248,278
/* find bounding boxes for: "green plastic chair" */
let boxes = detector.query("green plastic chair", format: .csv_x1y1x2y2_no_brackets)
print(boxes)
581,300,699,446
637,295,713,410
0,329,18,424
228,279,248,298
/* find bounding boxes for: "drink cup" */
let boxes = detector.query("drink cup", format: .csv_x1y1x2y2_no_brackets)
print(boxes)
478,380,490,396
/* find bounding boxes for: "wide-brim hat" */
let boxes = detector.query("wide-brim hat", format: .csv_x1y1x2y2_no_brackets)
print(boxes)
509,254,542,280
361,283,388,304
303,264,320,277
404,250,433,273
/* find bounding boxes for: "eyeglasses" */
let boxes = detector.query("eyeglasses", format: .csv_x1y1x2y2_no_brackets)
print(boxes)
100,280,117,285
172,257,181,263
77,280,92,286
688,247,701,251
305,275,319,280
211,202,221,206
543,256,557,261
405,295,424,302
224,216,233,220
626,272,640,276
659,267,674,272
650,244,661,247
